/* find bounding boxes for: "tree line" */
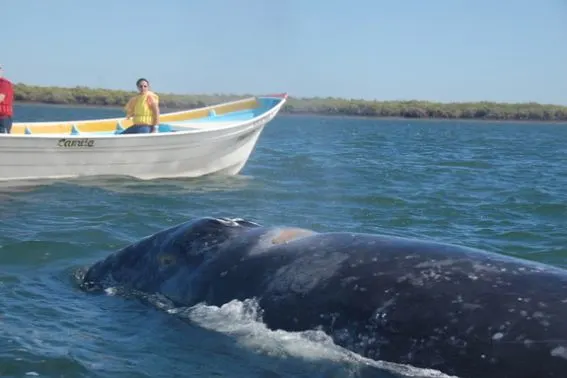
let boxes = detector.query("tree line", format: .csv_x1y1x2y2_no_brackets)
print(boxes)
13,83,567,121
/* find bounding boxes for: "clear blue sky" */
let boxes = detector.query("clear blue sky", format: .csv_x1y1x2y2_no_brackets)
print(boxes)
4,0,566,104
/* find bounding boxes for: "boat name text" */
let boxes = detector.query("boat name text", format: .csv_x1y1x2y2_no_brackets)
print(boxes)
58,138,96,148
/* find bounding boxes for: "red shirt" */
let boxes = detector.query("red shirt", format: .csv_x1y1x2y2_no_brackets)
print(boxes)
0,78,14,117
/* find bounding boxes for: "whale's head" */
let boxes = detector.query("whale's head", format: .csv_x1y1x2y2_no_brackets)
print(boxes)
80,217,261,302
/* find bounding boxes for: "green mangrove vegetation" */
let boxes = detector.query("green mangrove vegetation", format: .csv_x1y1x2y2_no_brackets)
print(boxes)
13,83,567,121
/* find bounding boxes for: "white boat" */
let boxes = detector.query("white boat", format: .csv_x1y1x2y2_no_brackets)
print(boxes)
0,93,288,181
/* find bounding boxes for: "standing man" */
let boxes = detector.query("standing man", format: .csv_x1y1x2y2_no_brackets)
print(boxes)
0,65,14,134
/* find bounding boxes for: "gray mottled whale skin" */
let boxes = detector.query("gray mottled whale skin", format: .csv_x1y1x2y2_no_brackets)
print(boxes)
80,217,567,378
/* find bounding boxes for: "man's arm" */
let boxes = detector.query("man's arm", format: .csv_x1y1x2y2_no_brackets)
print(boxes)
124,97,135,118
148,94,160,131
0,81,7,103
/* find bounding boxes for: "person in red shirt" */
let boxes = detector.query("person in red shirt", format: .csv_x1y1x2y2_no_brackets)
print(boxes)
0,65,14,134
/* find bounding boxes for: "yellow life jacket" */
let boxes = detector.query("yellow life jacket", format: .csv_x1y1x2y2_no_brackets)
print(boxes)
128,92,159,125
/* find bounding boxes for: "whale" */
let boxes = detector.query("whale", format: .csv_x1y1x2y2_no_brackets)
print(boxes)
79,217,567,378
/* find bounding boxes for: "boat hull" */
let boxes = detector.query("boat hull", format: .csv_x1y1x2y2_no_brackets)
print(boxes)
0,95,286,181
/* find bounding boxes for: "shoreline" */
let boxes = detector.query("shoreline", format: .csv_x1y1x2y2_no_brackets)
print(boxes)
280,111,567,124
15,101,124,110
14,101,567,125
12,83,567,123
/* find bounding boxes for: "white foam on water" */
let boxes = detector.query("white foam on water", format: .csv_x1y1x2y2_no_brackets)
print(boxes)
104,287,117,296
166,298,457,378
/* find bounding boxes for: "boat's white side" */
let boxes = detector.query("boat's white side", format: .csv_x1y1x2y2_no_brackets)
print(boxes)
0,95,286,181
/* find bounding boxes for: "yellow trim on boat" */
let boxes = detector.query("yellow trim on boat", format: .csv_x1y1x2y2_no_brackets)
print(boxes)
10,97,260,135
214,98,258,115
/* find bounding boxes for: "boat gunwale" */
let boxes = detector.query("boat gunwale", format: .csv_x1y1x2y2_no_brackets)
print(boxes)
2,94,288,140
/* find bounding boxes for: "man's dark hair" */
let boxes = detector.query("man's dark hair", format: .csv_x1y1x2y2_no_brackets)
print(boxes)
136,78,149,87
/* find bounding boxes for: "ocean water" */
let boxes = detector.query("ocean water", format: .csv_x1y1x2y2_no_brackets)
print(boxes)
1,103,566,378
